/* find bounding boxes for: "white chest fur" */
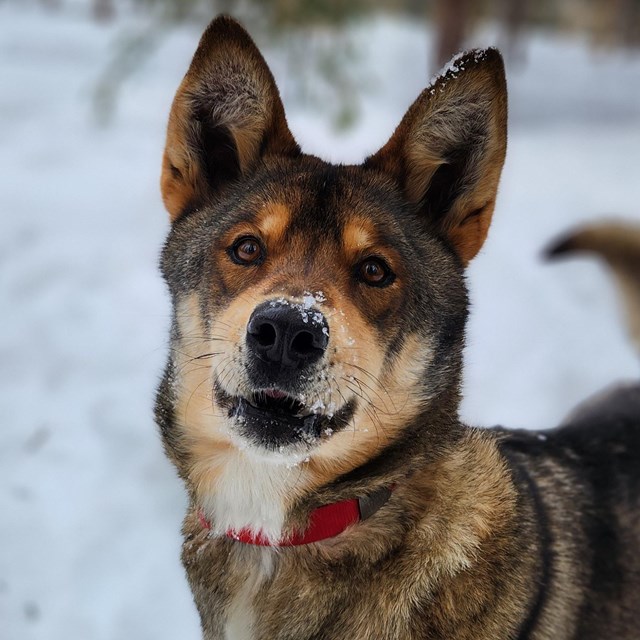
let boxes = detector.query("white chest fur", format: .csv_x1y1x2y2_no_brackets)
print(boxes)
200,447,307,544
224,548,275,640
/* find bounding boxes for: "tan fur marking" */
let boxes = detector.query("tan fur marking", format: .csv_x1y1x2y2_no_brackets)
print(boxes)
161,91,199,219
255,203,291,246
417,430,517,570
342,218,377,256
174,294,216,427
309,333,432,485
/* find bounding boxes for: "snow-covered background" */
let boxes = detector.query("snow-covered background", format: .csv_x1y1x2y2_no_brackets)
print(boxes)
1,3,639,638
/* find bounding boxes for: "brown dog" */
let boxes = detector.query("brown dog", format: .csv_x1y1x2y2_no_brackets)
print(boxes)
155,16,640,639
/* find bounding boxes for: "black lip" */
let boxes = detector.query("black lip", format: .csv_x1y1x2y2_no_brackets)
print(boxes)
213,383,356,450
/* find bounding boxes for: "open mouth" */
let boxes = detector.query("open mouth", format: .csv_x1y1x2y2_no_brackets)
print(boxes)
240,389,320,431
249,389,307,417
214,383,355,450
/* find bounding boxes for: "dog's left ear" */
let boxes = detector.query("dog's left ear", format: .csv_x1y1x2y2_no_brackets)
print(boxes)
365,49,507,265
161,16,300,221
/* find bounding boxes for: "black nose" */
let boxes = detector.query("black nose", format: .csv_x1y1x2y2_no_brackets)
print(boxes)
246,300,329,370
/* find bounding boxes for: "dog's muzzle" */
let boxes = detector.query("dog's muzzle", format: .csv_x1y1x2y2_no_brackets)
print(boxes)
213,298,356,451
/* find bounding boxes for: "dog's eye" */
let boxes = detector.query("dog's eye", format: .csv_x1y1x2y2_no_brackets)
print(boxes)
230,236,263,265
357,258,394,287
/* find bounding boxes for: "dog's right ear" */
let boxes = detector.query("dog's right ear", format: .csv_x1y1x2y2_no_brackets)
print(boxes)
161,16,299,221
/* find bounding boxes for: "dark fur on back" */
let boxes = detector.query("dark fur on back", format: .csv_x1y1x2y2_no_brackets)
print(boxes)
498,384,640,637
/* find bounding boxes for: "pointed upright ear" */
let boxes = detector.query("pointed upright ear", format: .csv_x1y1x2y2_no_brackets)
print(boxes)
161,16,300,221
364,49,507,265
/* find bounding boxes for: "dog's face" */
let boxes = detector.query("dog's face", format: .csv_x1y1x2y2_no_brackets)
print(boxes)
162,159,463,460
158,18,506,487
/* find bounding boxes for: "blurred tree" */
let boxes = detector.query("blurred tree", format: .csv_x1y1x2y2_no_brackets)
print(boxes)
265,0,370,26
86,0,638,126
94,0,375,129
433,0,473,69
499,0,530,61
93,0,115,21
591,0,640,47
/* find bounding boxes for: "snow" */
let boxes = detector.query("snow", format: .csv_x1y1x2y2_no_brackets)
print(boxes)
1,4,639,639
267,294,326,325
428,46,493,90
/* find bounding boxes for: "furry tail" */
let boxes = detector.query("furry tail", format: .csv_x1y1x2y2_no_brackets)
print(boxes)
545,220,640,355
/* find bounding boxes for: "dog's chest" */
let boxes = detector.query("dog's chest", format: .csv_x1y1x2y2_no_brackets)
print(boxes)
224,584,254,640
184,535,277,640
185,535,322,640
199,448,308,545
223,554,273,640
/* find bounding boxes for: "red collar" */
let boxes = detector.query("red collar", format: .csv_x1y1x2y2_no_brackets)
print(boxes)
197,485,394,546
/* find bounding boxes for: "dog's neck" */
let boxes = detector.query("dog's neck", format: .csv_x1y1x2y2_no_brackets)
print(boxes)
197,388,470,547
197,484,394,546
187,414,518,612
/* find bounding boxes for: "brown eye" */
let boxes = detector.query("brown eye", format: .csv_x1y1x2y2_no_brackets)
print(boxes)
230,236,263,265
358,258,394,287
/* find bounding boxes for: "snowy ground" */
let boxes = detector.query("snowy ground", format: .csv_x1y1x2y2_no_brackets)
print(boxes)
1,4,639,639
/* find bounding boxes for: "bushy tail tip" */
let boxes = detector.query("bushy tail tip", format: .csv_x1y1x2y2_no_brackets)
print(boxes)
545,219,640,357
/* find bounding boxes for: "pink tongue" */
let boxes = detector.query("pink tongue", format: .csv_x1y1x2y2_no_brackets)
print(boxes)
265,389,288,400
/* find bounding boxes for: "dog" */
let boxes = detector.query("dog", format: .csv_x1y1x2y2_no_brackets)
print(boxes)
155,16,640,639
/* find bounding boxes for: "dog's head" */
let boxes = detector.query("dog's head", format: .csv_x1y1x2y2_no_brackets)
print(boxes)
158,17,506,481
